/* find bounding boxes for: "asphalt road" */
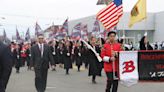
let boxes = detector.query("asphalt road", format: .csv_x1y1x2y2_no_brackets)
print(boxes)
6,66,164,92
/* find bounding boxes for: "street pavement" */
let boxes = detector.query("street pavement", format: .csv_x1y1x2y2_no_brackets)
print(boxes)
6,66,164,92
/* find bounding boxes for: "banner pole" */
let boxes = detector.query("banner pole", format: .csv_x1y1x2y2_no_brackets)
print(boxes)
112,26,119,80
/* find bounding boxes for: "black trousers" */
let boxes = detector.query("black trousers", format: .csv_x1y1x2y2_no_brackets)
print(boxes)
105,72,118,92
34,68,48,92
26,57,31,67
15,59,21,71
92,75,96,81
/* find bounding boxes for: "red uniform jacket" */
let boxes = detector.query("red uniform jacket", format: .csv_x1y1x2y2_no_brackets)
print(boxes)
101,42,122,72
21,47,27,58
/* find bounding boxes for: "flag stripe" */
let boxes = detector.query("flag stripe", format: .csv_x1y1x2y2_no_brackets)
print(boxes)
98,7,118,22
104,14,118,27
100,8,118,24
97,2,115,19
96,0,123,31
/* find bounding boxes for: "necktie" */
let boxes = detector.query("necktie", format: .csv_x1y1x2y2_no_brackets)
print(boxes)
40,44,43,57
39,44,42,52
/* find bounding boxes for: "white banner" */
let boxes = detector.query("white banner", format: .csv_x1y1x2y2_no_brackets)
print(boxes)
119,51,139,87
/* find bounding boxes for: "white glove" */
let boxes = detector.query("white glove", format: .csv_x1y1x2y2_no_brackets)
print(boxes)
67,53,70,56
78,53,81,56
103,56,110,62
17,55,20,59
53,52,56,55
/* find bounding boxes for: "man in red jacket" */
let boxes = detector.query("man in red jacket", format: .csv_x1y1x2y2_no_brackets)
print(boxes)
101,31,122,92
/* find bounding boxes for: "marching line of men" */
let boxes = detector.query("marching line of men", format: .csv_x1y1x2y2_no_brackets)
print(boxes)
5,34,104,92
1,31,158,92
31,34,104,92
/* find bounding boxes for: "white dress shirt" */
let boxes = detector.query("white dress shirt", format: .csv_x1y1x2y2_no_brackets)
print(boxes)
38,43,44,57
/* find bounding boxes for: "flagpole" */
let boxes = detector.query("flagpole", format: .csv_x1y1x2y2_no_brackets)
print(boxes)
145,0,148,37
3,29,6,44
98,20,103,47
99,36,102,48
113,26,119,80
53,22,55,39
67,17,69,37
80,25,82,39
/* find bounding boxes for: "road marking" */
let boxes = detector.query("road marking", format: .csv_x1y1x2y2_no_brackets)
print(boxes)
47,86,56,89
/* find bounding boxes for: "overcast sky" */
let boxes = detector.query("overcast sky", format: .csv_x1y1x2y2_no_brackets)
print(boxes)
0,0,164,38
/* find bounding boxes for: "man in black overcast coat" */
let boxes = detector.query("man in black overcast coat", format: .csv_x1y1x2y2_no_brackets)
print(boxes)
31,34,55,92
0,42,13,92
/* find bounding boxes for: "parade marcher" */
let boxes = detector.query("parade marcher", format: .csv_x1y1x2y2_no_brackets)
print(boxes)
118,39,134,51
10,42,16,66
140,35,153,50
20,43,28,67
74,41,83,72
13,44,22,73
97,38,105,75
87,37,102,84
30,34,55,92
154,42,158,50
71,42,76,64
81,41,89,69
161,41,164,50
63,41,73,75
25,42,32,70
57,42,64,68
0,42,13,92
49,40,58,71
101,31,122,92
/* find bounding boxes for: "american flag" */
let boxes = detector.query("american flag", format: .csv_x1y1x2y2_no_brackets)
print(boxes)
72,23,81,33
73,23,81,31
49,25,59,39
61,18,69,35
92,20,100,32
55,33,66,39
71,23,82,40
35,22,42,36
55,27,67,39
92,20,100,37
81,24,88,39
115,0,123,19
55,19,69,39
96,0,123,31
16,27,21,41
25,28,30,41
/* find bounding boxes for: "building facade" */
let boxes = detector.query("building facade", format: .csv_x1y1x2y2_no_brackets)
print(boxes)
68,12,164,44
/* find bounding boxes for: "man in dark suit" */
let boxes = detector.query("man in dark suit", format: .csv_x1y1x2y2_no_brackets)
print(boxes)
31,34,55,92
0,42,13,92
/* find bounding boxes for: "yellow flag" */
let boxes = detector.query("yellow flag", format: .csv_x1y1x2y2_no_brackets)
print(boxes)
128,0,147,27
